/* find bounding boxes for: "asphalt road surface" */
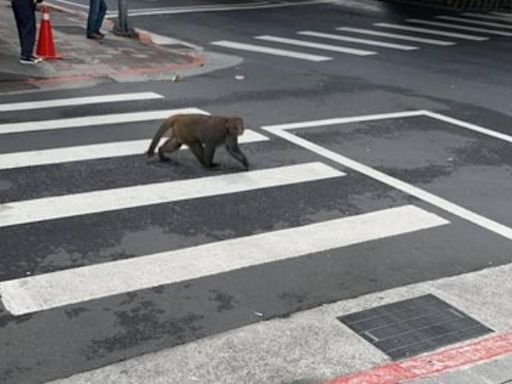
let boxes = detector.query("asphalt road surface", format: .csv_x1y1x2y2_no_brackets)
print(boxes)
0,1,511,383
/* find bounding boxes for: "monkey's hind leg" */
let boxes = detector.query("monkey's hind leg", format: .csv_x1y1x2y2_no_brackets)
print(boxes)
158,138,182,162
188,141,207,167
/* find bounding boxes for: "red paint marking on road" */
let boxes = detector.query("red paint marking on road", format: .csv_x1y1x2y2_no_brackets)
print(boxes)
324,332,512,384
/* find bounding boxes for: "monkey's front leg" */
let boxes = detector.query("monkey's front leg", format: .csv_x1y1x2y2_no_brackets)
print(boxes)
203,143,220,168
225,140,249,170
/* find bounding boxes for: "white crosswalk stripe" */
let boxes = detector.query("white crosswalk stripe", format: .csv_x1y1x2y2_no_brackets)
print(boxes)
374,22,489,41
0,130,269,171
435,15,512,30
0,205,449,315
490,11,512,18
254,35,377,55
297,31,419,50
336,27,456,46
0,92,164,112
0,162,344,228
0,108,208,135
405,18,512,36
463,12,512,22
210,40,332,61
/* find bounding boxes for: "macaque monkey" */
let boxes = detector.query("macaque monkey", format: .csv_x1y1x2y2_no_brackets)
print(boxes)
147,114,249,170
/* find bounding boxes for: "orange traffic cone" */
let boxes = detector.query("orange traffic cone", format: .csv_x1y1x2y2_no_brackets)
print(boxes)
36,5,61,60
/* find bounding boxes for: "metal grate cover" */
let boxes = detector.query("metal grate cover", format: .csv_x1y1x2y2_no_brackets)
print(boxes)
339,294,492,360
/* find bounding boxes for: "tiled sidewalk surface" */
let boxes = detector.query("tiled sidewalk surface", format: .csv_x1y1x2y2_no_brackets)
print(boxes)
0,0,204,90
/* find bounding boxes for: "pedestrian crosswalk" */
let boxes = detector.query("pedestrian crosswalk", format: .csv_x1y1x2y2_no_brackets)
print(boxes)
0,91,451,321
209,11,512,62
0,205,448,316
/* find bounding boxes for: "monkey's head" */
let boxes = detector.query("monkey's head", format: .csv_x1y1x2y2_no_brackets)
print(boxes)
226,117,244,136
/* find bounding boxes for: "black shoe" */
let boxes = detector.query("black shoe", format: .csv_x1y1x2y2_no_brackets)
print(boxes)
87,32,104,40
19,55,43,64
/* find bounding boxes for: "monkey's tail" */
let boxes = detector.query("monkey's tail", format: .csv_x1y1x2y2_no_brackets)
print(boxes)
147,119,173,157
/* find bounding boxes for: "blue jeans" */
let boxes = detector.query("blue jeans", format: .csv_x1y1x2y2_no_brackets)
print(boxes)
11,0,37,57
87,0,107,34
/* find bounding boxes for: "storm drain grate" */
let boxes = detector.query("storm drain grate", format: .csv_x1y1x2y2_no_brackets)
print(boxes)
338,294,492,360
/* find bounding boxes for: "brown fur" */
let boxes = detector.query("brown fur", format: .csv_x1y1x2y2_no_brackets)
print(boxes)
147,114,249,169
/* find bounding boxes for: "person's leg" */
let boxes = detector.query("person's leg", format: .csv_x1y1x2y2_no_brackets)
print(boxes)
86,0,100,35
95,0,107,33
12,0,36,57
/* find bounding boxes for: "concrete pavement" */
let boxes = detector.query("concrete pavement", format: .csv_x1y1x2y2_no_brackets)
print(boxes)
0,0,206,92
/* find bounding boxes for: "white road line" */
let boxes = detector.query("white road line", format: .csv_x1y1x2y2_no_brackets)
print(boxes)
111,0,335,17
421,111,512,144
297,31,418,50
262,112,512,242
374,23,489,41
210,41,332,61
0,130,268,171
0,205,448,315
264,110,425,130
436,15,512,30
254,35,377,55
0,162,343,228
490,11,512,18
405,19,512,36
0,108,208,135
0,92,164,112
462,12,512,22
336,27,455,46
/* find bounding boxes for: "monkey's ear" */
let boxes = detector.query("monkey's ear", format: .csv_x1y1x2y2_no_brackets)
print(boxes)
227,117,244,135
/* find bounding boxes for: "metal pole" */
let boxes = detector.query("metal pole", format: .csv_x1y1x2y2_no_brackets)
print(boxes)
113,0,137,37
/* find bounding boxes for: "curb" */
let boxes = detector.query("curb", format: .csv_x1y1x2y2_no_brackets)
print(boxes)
28,1,206,86
323,332,512,384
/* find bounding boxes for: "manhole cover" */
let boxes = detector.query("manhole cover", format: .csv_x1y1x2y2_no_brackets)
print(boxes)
338,294,492,360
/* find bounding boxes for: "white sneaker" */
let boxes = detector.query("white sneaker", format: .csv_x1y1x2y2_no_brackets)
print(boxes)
19,55,43,64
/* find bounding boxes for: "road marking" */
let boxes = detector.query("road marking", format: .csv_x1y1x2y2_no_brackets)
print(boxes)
405,19,512,36
463,12,512,22
0,162,343,228
0,130,268,171
421,111,512,144
262,111,512,241
109,0,335,17
324,332,512,384
0,108,208,135
436,15,512,30
0,205,448,315
297,31,418,50
263,110,426,130
490,11,512,18
336,27,455,46
254,35,377,55
0,92,164,112
374,23,488,41
210,41,332,61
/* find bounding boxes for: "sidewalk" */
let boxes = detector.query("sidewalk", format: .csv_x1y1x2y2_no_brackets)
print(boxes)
0,0,205,92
